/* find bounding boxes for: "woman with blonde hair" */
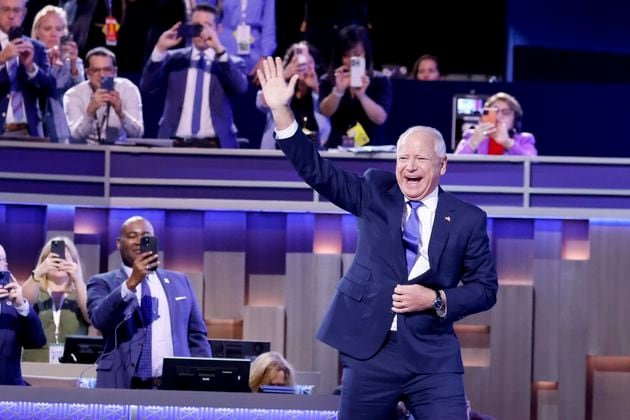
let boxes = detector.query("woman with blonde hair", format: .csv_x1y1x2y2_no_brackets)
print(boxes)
31,5,84,143
22,236,91,362
249,351,296,392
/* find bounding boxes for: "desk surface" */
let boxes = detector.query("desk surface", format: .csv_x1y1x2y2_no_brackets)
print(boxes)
2,140,630,219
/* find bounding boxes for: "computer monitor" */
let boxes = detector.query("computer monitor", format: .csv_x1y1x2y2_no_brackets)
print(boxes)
451,93,488,150
208,339,270,361
160,357,251,392
59,335,104,364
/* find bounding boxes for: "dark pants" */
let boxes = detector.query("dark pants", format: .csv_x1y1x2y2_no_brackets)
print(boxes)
338,332,467,420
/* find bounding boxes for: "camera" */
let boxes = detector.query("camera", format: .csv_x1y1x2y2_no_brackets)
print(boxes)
350,56,365,88
101,76,114,91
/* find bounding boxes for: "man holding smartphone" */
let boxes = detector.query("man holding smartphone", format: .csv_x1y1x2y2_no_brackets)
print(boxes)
63,47,144,144
0,243,47,385
140,3,247,148
0,0,56,138
86,216,211,389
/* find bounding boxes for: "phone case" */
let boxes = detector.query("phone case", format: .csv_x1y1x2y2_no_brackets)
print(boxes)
481,108,497,125
51,240,66,260
350,57,365,88
0,271,11,287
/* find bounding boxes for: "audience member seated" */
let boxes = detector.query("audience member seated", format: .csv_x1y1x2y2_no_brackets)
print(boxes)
257,41,329,149
212,0,276,83
411,54,441,81
63,46,143,144
21,236,91,362
140,3,248,149
455,91,537,156
249,351,296,393
0,0,55,139
0,243,46,385
31,5,83,143
318,24,392,148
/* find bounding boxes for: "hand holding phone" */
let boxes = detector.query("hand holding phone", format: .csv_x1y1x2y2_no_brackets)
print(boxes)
140,236,158,271
51,239,66,260
350,56,366,88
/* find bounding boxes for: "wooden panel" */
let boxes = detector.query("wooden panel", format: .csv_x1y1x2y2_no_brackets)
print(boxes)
206,318,243,339
493,219,535,284
76,243,101,282
248,274,285,306
536,388,560,420
591,372,630,420
285,253,341,395
203,251,245,319
242,306,285,353
533,259,561,381
485,284,534,420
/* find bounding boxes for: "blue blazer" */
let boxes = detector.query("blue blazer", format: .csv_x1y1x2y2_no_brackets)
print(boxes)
140,47,248,148
87,267,211,388
0,301,46,385
279,130,498,374
0,38,56,137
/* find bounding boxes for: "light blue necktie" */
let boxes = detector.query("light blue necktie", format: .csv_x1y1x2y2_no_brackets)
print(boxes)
136,281,153,380
191,52,206,135
403,201,422,273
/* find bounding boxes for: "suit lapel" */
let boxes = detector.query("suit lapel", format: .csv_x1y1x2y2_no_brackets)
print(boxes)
429,187,455,271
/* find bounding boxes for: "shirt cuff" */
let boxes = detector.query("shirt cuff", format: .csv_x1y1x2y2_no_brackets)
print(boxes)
120,280,136,301
15,300,30,316
274,120,299,140
151,47,167,63
26,63,39,79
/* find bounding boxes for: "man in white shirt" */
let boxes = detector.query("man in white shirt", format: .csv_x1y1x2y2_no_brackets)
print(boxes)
63,47,143,144
140,3,247,148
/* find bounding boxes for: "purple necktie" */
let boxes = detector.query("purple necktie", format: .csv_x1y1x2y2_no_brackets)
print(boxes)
136,281,153,380
403,201,422,273
191,52,206,135
7,58,25,122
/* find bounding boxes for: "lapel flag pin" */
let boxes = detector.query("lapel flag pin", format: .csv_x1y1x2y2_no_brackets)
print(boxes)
164,277,170,284
445,216,451,222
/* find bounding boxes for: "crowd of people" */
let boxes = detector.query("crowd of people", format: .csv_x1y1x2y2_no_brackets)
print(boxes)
0,0,537,155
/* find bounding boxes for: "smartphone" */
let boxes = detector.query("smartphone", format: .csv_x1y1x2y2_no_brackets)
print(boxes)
350,56,366,88
0,270,11,287
101,76,114,91
295,45,308,65
177,23,203,39
140,236,158,270
60,34,73,45
51,239,66,260
8,26,24,41
481,107,497,125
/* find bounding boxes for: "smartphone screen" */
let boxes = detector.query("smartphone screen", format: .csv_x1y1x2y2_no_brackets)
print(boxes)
51,240,66,260
140,236,158,270
101,76,114,91
0,270,11,287
350,56,365,88
177,24,203,39
481,108,497,125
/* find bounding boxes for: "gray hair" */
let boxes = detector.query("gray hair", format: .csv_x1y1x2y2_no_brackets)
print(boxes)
396,126,446,157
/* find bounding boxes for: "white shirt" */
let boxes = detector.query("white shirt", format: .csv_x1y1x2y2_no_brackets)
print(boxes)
120,265,173,377
63,78,144,144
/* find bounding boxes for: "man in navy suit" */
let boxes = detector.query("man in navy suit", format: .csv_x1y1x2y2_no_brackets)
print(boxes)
0,0,55,137
87,216,211,389
0,244,46,385
140,3,248,148
258,57,498,419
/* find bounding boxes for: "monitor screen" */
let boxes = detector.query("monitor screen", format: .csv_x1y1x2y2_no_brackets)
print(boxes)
59,335,104,364
208,339,270,361
451,93,489,150
160,357,251,392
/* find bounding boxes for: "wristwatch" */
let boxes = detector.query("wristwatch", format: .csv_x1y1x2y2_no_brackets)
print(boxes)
432,290,446,317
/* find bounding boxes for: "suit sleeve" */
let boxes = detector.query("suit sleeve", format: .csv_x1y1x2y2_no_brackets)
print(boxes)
24,42,56,97
87,275,138,335
278,127,368,216
214,57,248,95
16,307,47,349
183,274,212,357
139,56,168,95
442,211,498,322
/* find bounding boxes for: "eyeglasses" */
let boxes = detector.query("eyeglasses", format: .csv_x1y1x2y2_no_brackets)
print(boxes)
0,6,25,14
88,66,115,75
495,107,514,116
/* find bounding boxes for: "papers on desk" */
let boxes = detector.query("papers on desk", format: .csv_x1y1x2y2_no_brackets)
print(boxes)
337,145,397,153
